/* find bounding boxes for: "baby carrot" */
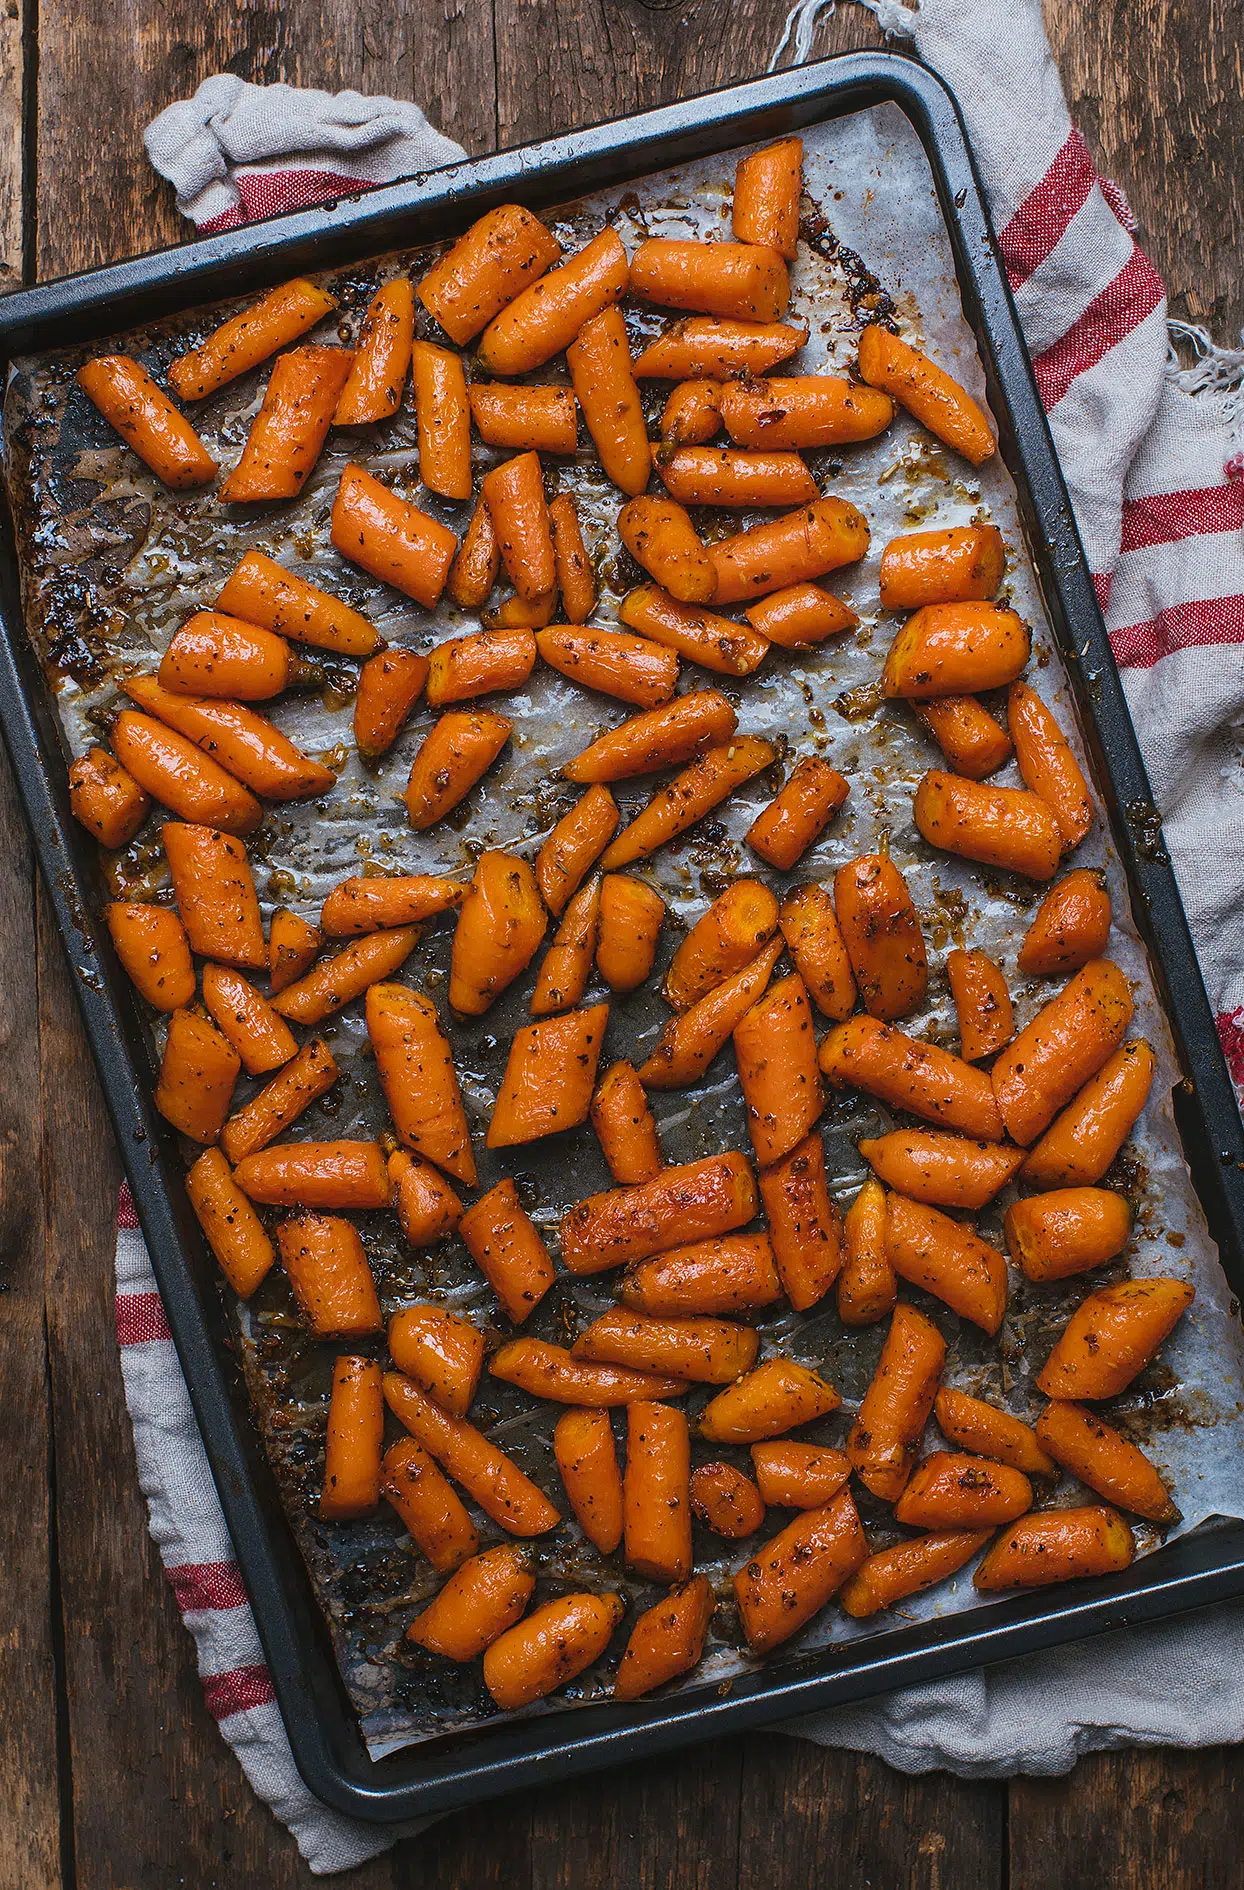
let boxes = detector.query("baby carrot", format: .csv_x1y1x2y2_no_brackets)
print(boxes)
733,137,803,257
933,1387,1056,1477
1022,1039,1156,1188
881,603,1029,699
974,1507,1134,1591
879,525,1006,610
536,785,619,914
560,1151,758,1275
388,1152,465,1251
426,627,537,709
331,464,458,608
591,1059,663,1184
666,879,779,1011
321,874,465,937
468,382,579,455
163,820,265,968
487,1003,609,1147
614,1576,715,1702
734,973,823,1166
553,1407,624,1553
548,493,597,624
111,711,261,835
366,982,477,1185
658,445,818,509
602,737,777,869
833,854,928,1021
630,239,790,323
235,1140,391,1211
269,908,321,994
837,1178,896,1327
416,203,562,344
381,1438,478,1574
1005,1187,1131,1282
408,339,472,498
745,582,858,648
734,1490,869,1652
216,550,379,657
914,769,1062,881
617,496,717,605
478,228,629,375
220,1038,338,1165
638,938,783,1090
270,927,421,1026
633,316,808,380
564,689,739,785
946,947,1014,1061
698,1358,840,1445
276,1211,382,1335
748,757,849,870
460,1178,556,1324
77,355,217,487
624,1401,693,1583
1036,1278,1195,1400
620,1233,780,1318
168,278,336,400
574,1307,759,1385
383,1371,560,1535
122,673,336,801
567,305,649,495
219,345,353,502
690,1463,765,1538
491,1338,686,1405
483,1593,624,1710
847,1301,945,1501
661,379,722,444
710,497,870,603
201,964,296,1075
448,849,545,1017
617,586,768,677
1008,681,1095,848
388,1304,482,1417
595,874,666,991
407,1545,535,1662
334,278,414,425
155,1008,240,1143
159,613,293,701
320,1356,384,1521
105,903,195,1012
530,877,600,1016
447,498,501,610
1035,1401,1176,1522
750,1441,851,1510
859,1129,1024,1211
1019,870,1112,977
894,1452,1033,1529
69,746,150,848
857,324,996,464
779,883,856,1021
483,591,557,631
914,696,1014,779
404,709,512,828
481,451,556,602
840,1531,991,1618
992,959,1134,1144
185,1147,276,1298
886,1193,1009,1335
819,1015,1005,1140
757,1130,842,1311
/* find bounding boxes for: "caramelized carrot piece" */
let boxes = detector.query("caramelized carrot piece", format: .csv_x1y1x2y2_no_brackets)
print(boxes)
276,1211,382,1335
602,737,776,869
270,927,421,1026
163,821,265,969
331,464,458,608
733,973,823,1166
624,1401,693,1583
819,1015,1005,1140
1019,870,1112,977
70,746,150,845
858,324,995,464
404,709,512,829
734,1491,868,1652
947,948,1014,1061
658,444,816,508
216,550,379,657
886,1193,1009,1335
860,1129,1024,1211
591,1059,663,1184
710,498,870,604
1035,1402,1176,1522
733,137,803,256
574,1307,759,1385
1022,1039,1156,1188
155,1008,240,1143
488,1003,609,1147
185,1147,275,1297
879,525,1006,609
460,1178,556,1324
698,1359,840,1444
482,590,557,632
757,1129,842,1310
548,493,597,624
690,1463,765,1537
530,876,601,1016
388,1304,482,1417
491,1338,686,1404
914,769,1062,881
536,785,619,914
481,451,556,602
382,1438,478,1573
383,1371,560,1535
617,496,716,605
840,1530,991,1618
268,908,322,994
595,874,666,991
974,1507,1134,1590
321,875,465,937
354,647,431,757
779,883,855,1021
992,960,1134,1145
1005,1186,1131,1282
202,964,296,1075
1036,1278,1195,1400
567,305,649,495
219,345,353,501
407,1545,535,1661
168,278,336,400
836,1178,896,1327
478,229,630,375
468,382,579,455
560,1151,758,1276
320,1357,384,1520
553,1407,624,1553
747,757,849,870
631,239,789,323
334,277,415,425
621,1233,780,1318
389,1152,465,1251
416,204,561,344
564,689,739,784
366,982,477,1185
882,603,1029,699
894,1452,1032,1529
933,1387,1056,1476
484,1594,624,1709
426,627,537,708
448,849,545,1016
633,317,808,380
617,586,767,677
1008,681,1095,847
77,356,217,488
412,340,473,499
447,498,501,610
638,938,782,1090
833,854,927,1022
744,581,858,648
666,879,779,1011
661,379,722,444
235,1140,390,1210
219,1038,338,1166
105,903,195,1012
750,1440,850,1509
914,696,1014,779
847,1301,945,1501
122,673,336,801
160,613,295,701
719,374,893,448
614,1576,714,1701
111,711,262,835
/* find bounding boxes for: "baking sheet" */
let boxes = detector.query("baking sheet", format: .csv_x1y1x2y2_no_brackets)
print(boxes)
6,99,1244,1759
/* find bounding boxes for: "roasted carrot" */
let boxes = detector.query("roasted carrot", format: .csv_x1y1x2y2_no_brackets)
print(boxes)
388,1304,483,1417
661,379,722,444
530,877,600,1016
122,672,336,801
403,709,512,828
882,603,1029,699
155,1008,240,1143
574,1307,759,1385
560,1151,758,1276
1018,870,1112,978
77,355,217,487
630,239,789,323
1009,681,1095,847
320,1356,384,1521
638,938,782,1090
321,874,465,937
633,316,808,380
334,277,415,425
220,1038,339,1165
564,689,739,785
819,1015,1005,1140
460,1178,556,1324
974,1507,1134,1590
425,627,537,710
595,874,666,992
276,1211,382,1335
219,345,353,501
879,525,1006,609
69,746,151,848
235,1140,390,1211
389,1152,465,1251
779,883,856,1021
105,902,195,1012
858,324,995,464
833,854,928,1021
478,229,629,375
747,757,849,870
111,711,261,835
711,496,870,604
947,947,1014,1061
331,463,458,608
366,982,477,1185
886,1193,1008,1335
623,1401,693,1583
448,849,546,1017
750,1440,851,1510
269,907,321,994
617,586,768,677
590,1059,663,1184
614,1576,714,1701
1022,1039,1156,1188
840,1530,991,1618
666,879,779,1012
168,278,337,400
914,696,1014,780
756,1130,841,1311
1035,1278,1195,1400
691,1462,765,1537
407,1545,535,1661
468,382,579,455
163,820,265,969
734,1490,868,1652
992,960,1134,1145
483,1593,624,1709
567,305,649,495
483,590,556,631
602,737,776,869
894,1452,1032,1529
481,451,556,602
847,1301,945,1501
547,492,596,624
416,203,562,344
718,373,895,447
1005,1187,1131,1282
383,1371,560,1535
734,973,823,1166
733,137,803,257
744,581,858,648
837,1178,896,1327
914,769,1062,881
201,964,296,1075
621,1233,778,1319
933,1387,1056,1477
160,612,295,701
698,1358,840,1444
617,496,716,605
553,1407,624,1553
536,785,619,915
859,1129,1024,1211
216,550,379,657
1035,1402,1176,1522
488,1003,609,1147
658,445,818,508
185,1147,276,1298
447,498,501,609
491,1338,686,1404
270,926,421,1026
381,1438,478,1573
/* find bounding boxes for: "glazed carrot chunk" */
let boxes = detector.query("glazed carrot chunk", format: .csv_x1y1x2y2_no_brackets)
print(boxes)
624,1401,693,1583
602,737,776,869
416,204,561,344
478,229,629,375
447,498,501,610
448,850,545,1017
490,1339,685,1405
661,379,722,444
658,445,817,509
389,1153,465,1251
617,586,768,677
403,710,512,829
878,525,1006,609
564,689,739,784
1035,1401,1176,1522
219,345,354,502
614,1576,714,1702
269,908,321,995
840,1531,991,1618
163,821,266,969
574,1307,758,1385
595,874,666,992
744,582,858,648
747,757,849,870
484,1593,624,1710
553,1407,624,1553
858,324,995,464
834,854,928,1022
366,983,477,1186
591,1060,663,1185
893,1452,1033,1529
560,1152,757,1276
1018,870,1112,976
334,277,415,425
411,342,473,497
779,883,856,1022
530,877,601,1016
974,1507,1134,1590
382,1438,478,1574
992,960,1134,1145
320,1357,384,1521
750,1441,851,1510
859,1130,1024,1211
426,627,537,708
201,964,296,1075
111,711,262,835
468,382,579,455
217,551,379,657
70,746,150,846
321,874,466,936
914,770,1062,881
617,496,717,605
914,696,1014,780
933,1388,1056,1477
720,376,893,449
633,317,808,380
389,1305,483,1417
1035,1278,1194,1400
407,1545,535,1661
620,1234,780,1318
847,1302,945,1502
481,451,556,602
819,1016,1005,1140
77,356,217,487
1022,1039,1156,1188
487,1003,609,1147
155,1009,240,1143
536,785,619,915
460,1179,556,1325
276,1211,382,1336
638,939,782,1091
383,1371,560,1535
947,948,1014,1062
698,1359,840,1444
105,903,195,1012
185,1147,275,1298
1008,681,1095,847
235,1141,391,1211
691,1462,765,1538
666,878,779,1011
734,1491,868,1652
734,974,823,1167
710,498,869,604
537,627,679,710
352,649,429,762
219,1038,338,1166
882,604,1029,699
168,278,337,400
1004,1187,1131,1282
885,1193,1008,1335
567,306,649,495
733,137,803,257
331,464,457,608
630,239,790,323
123,673,336,800
270,928,421,1027
160,612,295,701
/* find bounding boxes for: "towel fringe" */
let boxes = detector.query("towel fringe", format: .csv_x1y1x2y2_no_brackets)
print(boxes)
1166,321,1244,478
769,0,915,72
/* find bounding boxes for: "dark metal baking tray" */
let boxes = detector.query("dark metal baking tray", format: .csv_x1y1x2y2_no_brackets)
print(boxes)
3,49,1244,1822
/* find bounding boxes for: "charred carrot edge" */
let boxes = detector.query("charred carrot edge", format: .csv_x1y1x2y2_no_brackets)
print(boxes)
389,1152,466,1252
749,1440,851,1510
595,874,666,993
1004,1186,1131,1282
1035,1277,1195,1400
320,1357,385,1521
331,463,458,608
270,926,422,1026
747,756,849,871
859,1129,1025,1212
536,784,619,915
1035,1401,1176,1521
201,963,297,1075
486,1003,609,1148
620,1234,780,1318
857,323,995,464
77,356,217,487
404,710,512,829
779,883,856,1022
69,745,151,847
630,238,790,324
447,498,502,610
733,1489,869,1652
638,937,782,1090
733,973,824,1167
407,1544,536,1661
733,137,803,258
105,903,195,1013
1018,870,1112,977
633,316,809,380
846,1301,945,1501
155,1008,240,1144
840,1530,991,1618
892,1451,1033,1529
885,1192,1009,1335
819,1015,1005,1141
833,853,928,1022
448,849,546,1017
383,1370,561,1534
991,959,1134,1145
933,1387,1057,1477
548,493,597,625
365,981,478,1186
460,1178,557,1324
123,672,337,801
185,1147,275,1297
235,1140,391,1211
690,1462,765,1538
624,1401,693,1583
168,277,337,400
1022,1039,1156,1187
219,345,354,502
412,340,473,499
478,228,629,376
616,586,767,677
757,1129,842,1311
530,877,600,1017
614,1575,714,1701
665,878,779,1012
388,1303,483,1417
563,688,739,785
268,907,322,995
560,1151,758,1276
483,1593,625,1709
220,1038,338,1166
216,550,379,657
590,1059,663,1184
601,737,776,869
567,305,649,495
973,1506,1134,1590
321,873,466,936
573,1306,759,1385
698,1358,841,1445
111,711,262,835
159,612,293,701
490,1337,687,1404
334,277,415,425
617,496,717,605
836,1178,896,1327
416,204,562,345
381,1437,479,1573
276,1210,383,1335
946,947,1014,1062
1008,681,1096,848
553,1406,625,1553
914,696,1014,780
879,525,1006,610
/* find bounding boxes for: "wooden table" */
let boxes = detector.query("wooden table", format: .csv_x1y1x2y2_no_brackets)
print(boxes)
2,3,1240,1884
